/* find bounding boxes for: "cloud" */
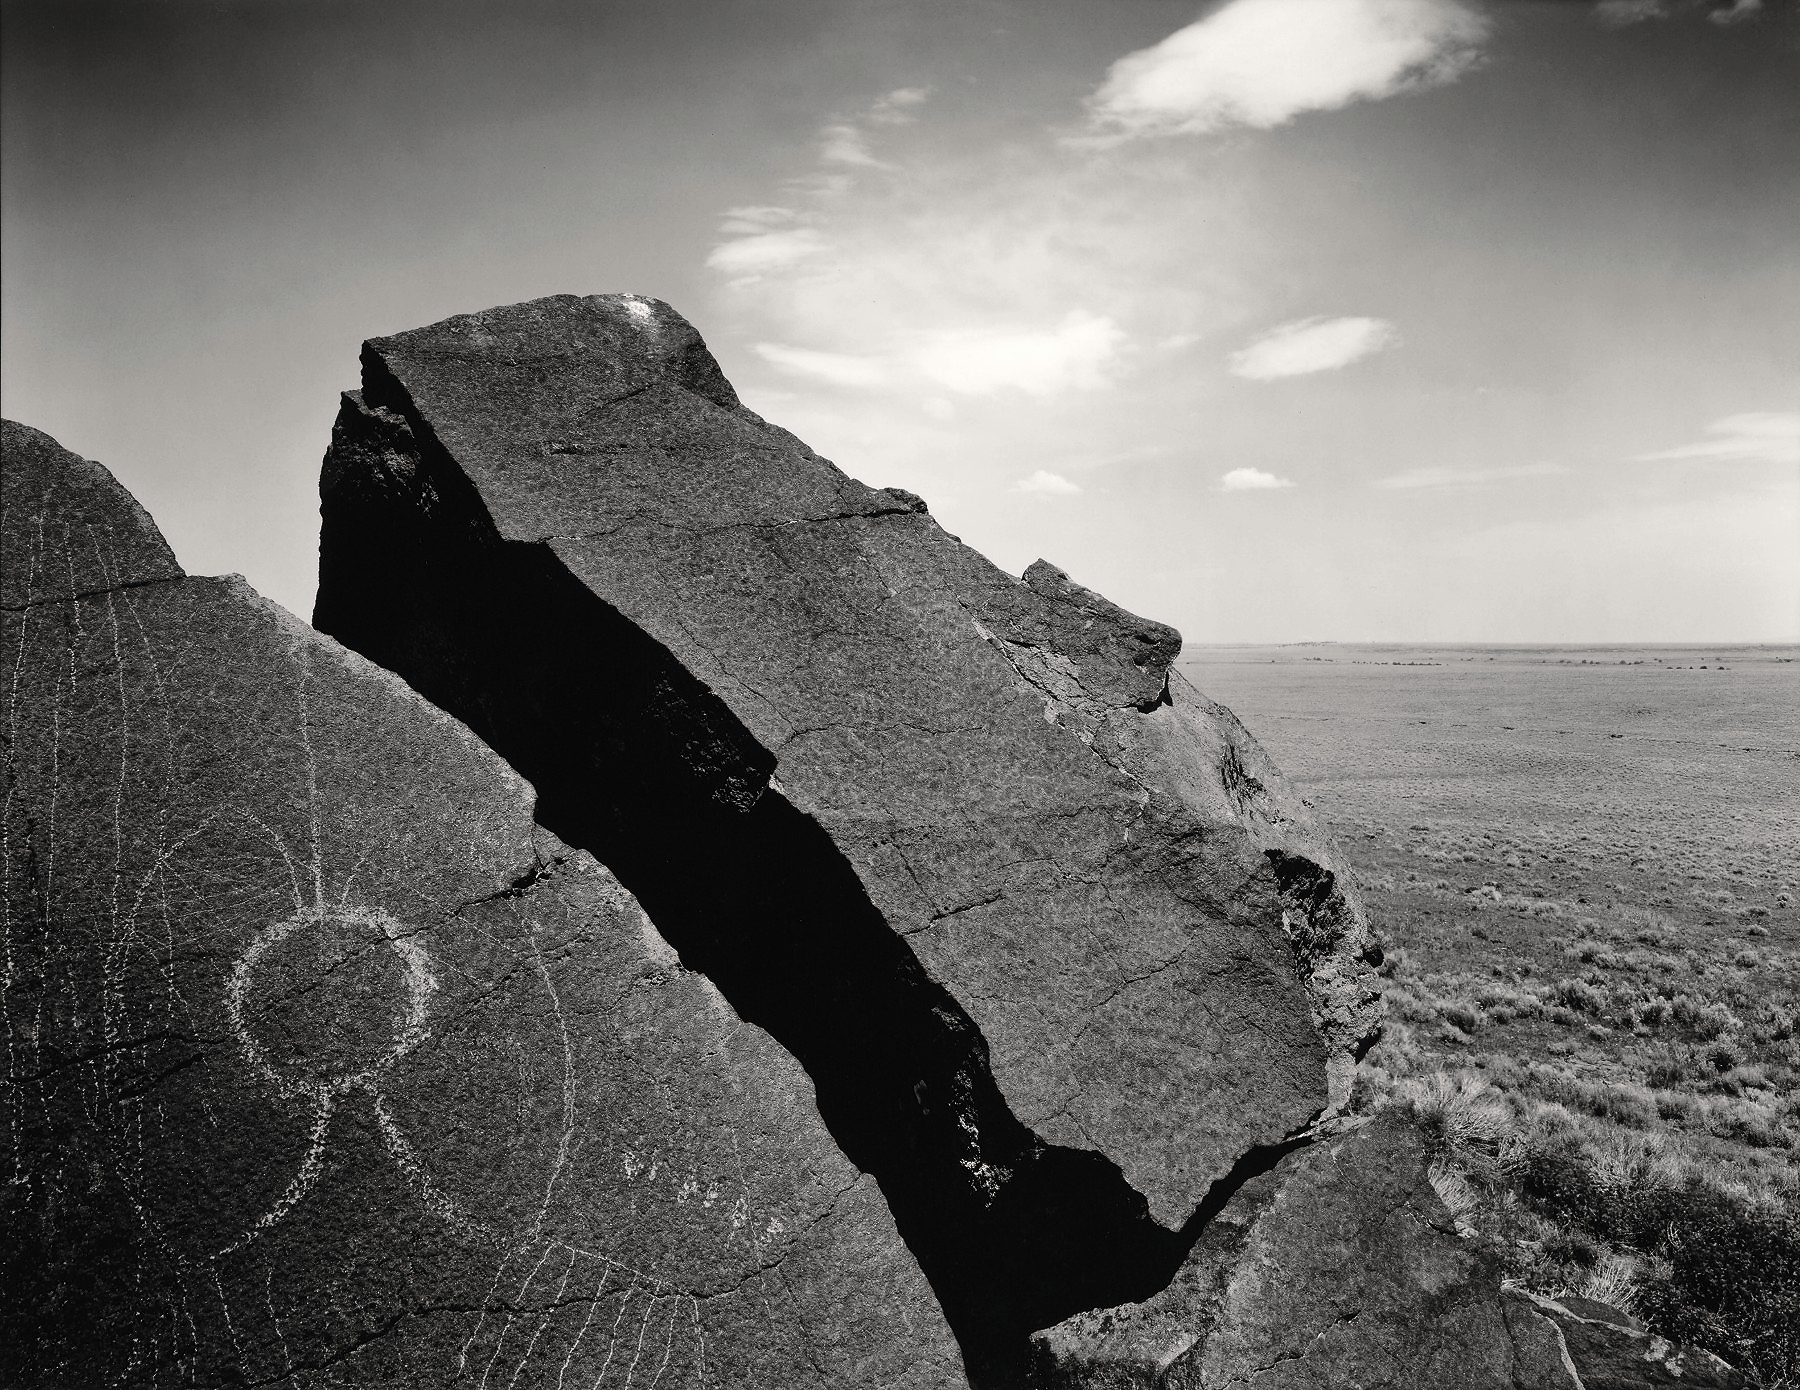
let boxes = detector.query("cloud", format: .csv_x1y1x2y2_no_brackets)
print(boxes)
697,83,1252,508
914,311,1126,397
1636,413,1800,465
1372,461,1566,489
1595,0,1666,21
1229,316,1398,380
869,87,930,125
718,205,800,234
705,209,827,278
1015,469,1083,495
1596,0,1764,23
753,342,890,388
821,123,883,168
1710,0,1763,23
819,89,931,168
1220,467,1296,491
1084,0,1488,141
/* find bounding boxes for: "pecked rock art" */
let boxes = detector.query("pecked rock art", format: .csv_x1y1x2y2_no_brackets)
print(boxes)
312,293,1383,1370
1,419,961,1389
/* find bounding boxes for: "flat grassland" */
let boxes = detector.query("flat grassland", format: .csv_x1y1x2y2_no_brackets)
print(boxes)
1183,644,1799,1380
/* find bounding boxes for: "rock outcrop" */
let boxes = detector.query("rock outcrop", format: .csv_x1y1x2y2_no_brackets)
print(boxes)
5,303,1749,1389
1031,1115,1582,1389
1029,1114,1743,1390
312,293,1382,1371
1,420,960,1389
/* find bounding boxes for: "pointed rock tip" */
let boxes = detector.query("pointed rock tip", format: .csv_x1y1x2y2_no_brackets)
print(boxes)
360,292,742,415
1023,556,1183,671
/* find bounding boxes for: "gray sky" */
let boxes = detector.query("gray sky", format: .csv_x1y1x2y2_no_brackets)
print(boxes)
5,0,1797,642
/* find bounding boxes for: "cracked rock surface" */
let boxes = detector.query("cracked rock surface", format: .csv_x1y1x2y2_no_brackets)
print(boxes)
1512,1290,1741,1389
1,419,959,1389
1030,1115,1582,1389
313,293,1382,1369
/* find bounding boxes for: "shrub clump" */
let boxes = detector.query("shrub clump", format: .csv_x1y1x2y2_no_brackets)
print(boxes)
1375,1070,1798,1385
1519,1139,1800,1383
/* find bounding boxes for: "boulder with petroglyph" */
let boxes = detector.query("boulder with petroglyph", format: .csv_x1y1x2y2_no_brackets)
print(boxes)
1,418,960,1389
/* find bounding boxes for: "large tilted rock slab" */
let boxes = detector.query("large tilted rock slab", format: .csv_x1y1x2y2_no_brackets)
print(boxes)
314,294,1381,1355
1030,1116,1582,1389
1,419,960,1389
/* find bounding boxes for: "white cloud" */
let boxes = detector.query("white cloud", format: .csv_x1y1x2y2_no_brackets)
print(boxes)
914,311,1126,397
818,89,929,169
719,205,801,233
1592,0,1762,22
821,123,883,168
1229,316,1397,380
1085,0,1488,141
1636,413,1800,465
705,226,827,277
870,87,931,125
1221,467,1296,491
753,342,890,388
697,84,1251,510
1372,461,1566,489
1710,0,1763,23
1015,469,1083,495
1595,0,1666,22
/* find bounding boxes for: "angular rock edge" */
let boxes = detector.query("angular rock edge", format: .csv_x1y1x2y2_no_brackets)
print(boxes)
314,293,1383,1384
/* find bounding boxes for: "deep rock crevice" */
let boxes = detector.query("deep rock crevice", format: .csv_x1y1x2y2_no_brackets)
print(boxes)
1175,1127,1322,1249
316,379,1194,1384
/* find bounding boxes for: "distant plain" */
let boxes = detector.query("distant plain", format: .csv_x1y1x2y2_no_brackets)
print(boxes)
1181,643,1799,1379
1183,642,1799,1178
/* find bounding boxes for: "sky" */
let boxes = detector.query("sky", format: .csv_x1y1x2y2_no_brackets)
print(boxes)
4,0,1797,643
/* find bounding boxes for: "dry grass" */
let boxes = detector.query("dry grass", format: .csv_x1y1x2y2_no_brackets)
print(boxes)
1574,1250,1645,1314
1183,643,1800,1384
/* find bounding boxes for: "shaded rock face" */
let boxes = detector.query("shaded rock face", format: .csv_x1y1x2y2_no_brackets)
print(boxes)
313,293,1382,1369
1,420,961,1389
1030,1116,1582,1389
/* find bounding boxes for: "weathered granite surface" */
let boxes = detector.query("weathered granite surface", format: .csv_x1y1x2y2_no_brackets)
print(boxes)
312,294,1382,1360
1,419,960,1389
1029,1115,1582,1389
